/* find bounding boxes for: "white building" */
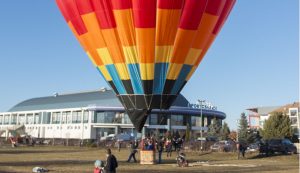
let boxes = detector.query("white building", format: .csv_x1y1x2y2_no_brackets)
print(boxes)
0,89,226,140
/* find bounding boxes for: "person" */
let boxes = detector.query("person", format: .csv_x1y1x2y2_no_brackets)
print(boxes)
156,138,164,164
94,160,104,173
117,140,121,152
147,140,154,150
165,138,172,157
104,148,118,173
238,143,246,159
236,142,240,159
127,141,138,163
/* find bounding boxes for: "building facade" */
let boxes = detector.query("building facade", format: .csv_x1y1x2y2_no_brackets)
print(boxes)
0,89,226,140
247,102,300,137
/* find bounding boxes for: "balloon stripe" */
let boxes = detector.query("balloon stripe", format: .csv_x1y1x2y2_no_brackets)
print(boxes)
205,0,226,16
153,63,169,94
171,64,193,94
111,0,132,10
132,0,157,28
106,65,126,94
179,0,207,30
127,64,144,94
158,0,184,9
92,0,116,29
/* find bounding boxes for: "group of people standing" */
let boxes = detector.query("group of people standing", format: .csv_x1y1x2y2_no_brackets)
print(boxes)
127,135,185,164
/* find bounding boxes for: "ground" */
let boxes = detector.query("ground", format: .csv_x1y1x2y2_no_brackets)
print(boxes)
0,146,298,173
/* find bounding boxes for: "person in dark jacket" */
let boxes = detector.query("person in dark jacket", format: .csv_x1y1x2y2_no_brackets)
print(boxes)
157,138,164,164
127,141,138,162
105,148,118,173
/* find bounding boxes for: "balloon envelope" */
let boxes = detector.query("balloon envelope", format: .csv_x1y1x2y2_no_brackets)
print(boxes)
56,0,236,132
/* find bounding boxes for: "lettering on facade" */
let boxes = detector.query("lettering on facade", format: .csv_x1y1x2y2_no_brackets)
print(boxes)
188,101,217,110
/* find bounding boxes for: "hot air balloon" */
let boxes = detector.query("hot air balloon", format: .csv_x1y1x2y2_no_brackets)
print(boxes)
56,0,236,132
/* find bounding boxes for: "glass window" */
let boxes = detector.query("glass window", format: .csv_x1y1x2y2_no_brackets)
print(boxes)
291,117,298,126
4,114,10,125
11,114,17,125
123,113,132,124
52,112,61,124
83,111,89,123
27,114,34,124
94,111,123,124
62,112,67,124
0,115,3,124
18,114,26,125
42,112,51,124
150,114,158,125
96,128,115,138
72,111,81,123
290,110,298,117
171,115,184,126
34,113,41,124
113,112,122,124
66,111,71,123
191,116,201,126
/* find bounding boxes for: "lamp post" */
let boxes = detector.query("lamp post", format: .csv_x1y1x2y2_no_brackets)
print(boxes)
198,99,205,151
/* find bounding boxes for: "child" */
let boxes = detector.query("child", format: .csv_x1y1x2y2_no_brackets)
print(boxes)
94,160,104,173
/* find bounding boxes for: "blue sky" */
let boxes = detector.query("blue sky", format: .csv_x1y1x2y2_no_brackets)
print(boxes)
0,1,298,130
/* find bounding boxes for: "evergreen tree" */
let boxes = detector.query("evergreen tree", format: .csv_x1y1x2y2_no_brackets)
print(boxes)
220,122,230,140
238,112,248,142
261,112,293,139
207,118,221,138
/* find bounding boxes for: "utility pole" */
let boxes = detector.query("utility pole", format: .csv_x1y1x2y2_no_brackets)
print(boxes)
198,100,205,152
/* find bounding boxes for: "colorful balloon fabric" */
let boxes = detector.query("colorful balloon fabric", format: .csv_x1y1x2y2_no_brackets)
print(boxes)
56,0,236,132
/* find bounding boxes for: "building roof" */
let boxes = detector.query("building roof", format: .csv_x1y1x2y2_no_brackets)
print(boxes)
271,102,299,114
247,106,280,115
8,89,189,112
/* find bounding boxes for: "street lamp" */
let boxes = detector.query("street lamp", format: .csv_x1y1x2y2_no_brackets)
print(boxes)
197,99,205,151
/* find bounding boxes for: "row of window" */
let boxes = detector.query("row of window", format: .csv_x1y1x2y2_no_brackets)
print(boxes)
0,110,89,125
149,114,210,126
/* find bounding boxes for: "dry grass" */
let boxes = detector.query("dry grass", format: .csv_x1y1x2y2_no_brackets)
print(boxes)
0,145,298,173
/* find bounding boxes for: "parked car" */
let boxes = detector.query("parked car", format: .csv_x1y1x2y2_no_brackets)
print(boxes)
247,143,260,152
100,134,116,141
260,138,297,155
211,140,234,152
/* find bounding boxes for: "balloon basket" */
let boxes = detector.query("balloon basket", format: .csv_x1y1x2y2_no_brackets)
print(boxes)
140,150,156,165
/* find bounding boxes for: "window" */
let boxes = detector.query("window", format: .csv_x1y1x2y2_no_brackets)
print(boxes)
43,112,51,124
191,116,201,126
11,114,17,125
4,115,10,125
27,114,34,124
83,111,89,123
171,115,184,126
290,109,298,117
52,112,61,124
150,114,158,125
0,115,3,124
123,113,132,124
34,113,41,124
18,114,25,125
291,117,298,126
72,111,81,123
66,111,71,124
94,112,126,124
62,112,67,124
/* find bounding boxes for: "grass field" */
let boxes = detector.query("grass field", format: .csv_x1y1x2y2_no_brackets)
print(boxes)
0,145,298,173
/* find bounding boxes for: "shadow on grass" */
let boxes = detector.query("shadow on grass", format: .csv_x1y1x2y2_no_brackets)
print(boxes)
247,153,292,159
0,149,82,155
0,160,93,167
